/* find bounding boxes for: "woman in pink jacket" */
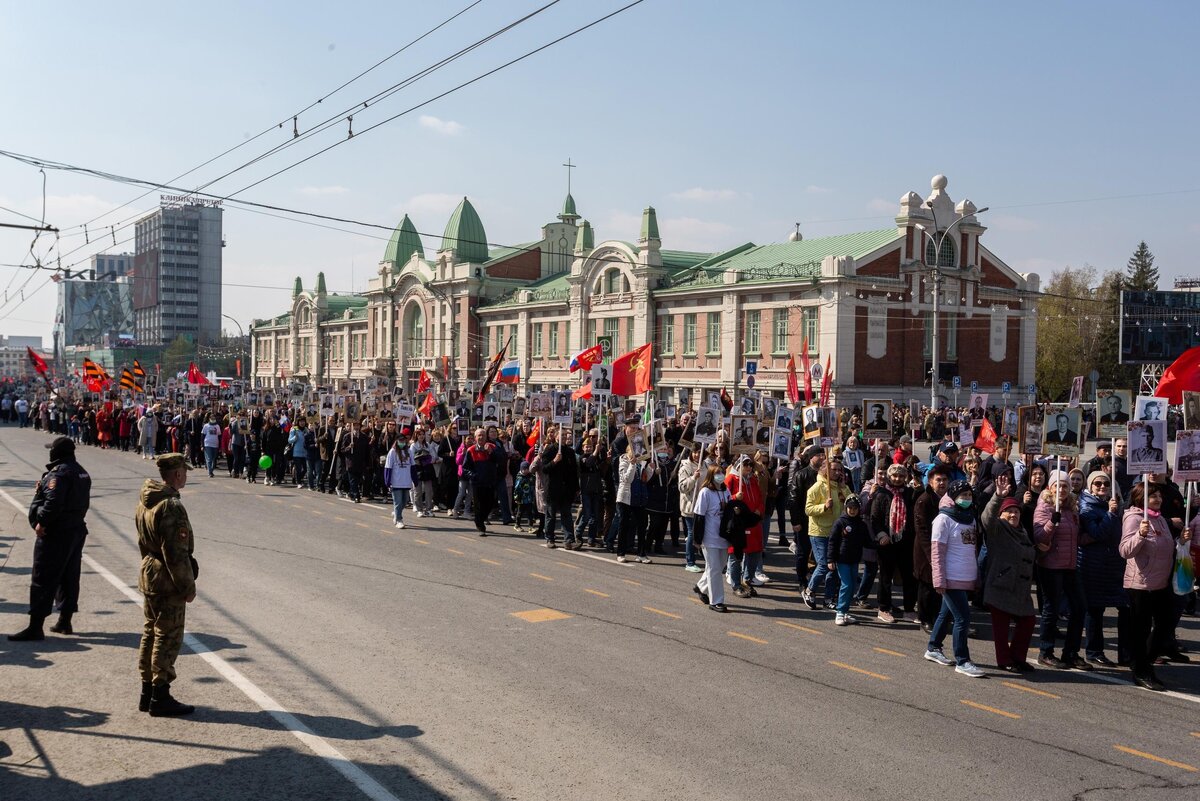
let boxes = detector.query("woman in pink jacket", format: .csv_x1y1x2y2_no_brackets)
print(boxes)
1120,481,1191,691
1033,470,1088,670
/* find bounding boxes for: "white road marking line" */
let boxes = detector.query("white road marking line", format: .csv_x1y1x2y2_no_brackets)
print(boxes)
0,488,405,801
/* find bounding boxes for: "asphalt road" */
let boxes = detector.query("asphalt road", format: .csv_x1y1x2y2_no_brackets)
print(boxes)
1,426,1198,801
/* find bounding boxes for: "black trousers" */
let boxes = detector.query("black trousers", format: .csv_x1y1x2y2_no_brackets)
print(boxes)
876,540,918,614
29,528,87,619
1127,586,1176,678
472,485,496,531
916,579,941,626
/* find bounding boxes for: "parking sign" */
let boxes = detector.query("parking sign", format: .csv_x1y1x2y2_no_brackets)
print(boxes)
952,376,961,389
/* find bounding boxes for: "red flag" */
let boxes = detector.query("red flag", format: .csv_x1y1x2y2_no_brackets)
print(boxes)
976,417,998,454
417,368,431,394
719,386,734,412
800,338,813,403
477,338,510,404
418,391,437,418
571,381,592,401
785,354,800,405
569,343,603,373
219,380,230,389
610,343,653,396
527,417,543,447
26,346,47,376
440,355,450,383
1154,344,1200,404
187,362,211,385
819,355,832,406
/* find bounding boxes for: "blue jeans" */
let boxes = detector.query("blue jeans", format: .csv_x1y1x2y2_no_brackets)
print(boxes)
204,446,217,474
307,456,322,489
545,501,577,544
856,558,878,601
577,492,601,543
728,552,744,587
794,531,812,585
1037,566,1085,658
493,479,513,524
928,589,972,665
743,550,763,580
836,563,859,615
391,488,411,523
806,536,837,601
683,515,697,566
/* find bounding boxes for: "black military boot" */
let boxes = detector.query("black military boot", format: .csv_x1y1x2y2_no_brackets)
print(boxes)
8,615,46,641
49,612,74,634
148,683,195,717
138,682,153,712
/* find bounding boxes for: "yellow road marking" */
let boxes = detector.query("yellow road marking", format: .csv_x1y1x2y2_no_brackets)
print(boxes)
447,548,465,556
355,522,370,529
1192,732,1200,739
333,516,347,522
414,539,430,544
456,535,474,542
1113,745,1197,772
1001,681,1060,700
728,631,768,645
584,589,609,598
555,561,581,570
481,558,502,566
622,579,641,586
530,573,554,581
644,606,681,620
510,608,572,623
960,700,1021,720
504,547,522,555
311,510,324,516
776,620,823,636
690,597,705,605
873,647,905,657
828,661,889,680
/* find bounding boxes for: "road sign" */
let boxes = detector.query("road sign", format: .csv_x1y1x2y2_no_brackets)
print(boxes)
745,360,758,375
970,380,979,392
1002,381,1012,394
1028,383,1037,396
1088,369,1100,383
952,376,961,389
746,375,756,389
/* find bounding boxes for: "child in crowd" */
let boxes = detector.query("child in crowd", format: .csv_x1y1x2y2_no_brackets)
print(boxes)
513,461,536,532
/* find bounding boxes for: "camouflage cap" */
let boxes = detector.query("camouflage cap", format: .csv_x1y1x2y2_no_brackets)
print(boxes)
156,453,192,472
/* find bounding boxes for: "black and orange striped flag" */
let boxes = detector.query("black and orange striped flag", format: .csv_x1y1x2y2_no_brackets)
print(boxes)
132,359,146,381
119,367,138,391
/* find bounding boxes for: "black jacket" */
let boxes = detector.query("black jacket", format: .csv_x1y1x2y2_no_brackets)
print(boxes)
788,461,820,526
29,458,91,534
828,513,869,565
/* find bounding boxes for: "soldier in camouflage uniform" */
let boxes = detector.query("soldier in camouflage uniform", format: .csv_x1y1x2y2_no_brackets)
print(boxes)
135,453,197,717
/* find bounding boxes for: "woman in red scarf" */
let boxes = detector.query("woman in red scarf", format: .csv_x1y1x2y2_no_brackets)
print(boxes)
725,456,764,599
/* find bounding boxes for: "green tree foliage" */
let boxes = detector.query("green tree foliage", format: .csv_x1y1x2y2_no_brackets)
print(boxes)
1125,241,1159,292
161,335,196,377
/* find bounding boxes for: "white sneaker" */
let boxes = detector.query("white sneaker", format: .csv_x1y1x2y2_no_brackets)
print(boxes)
446,510,456,518
395,522,405,529
843,614,859,625
749,576,766,587
924,648,954,666
754,572,770,584
877,610,896,625
788,541,797,555
834,613,848,626
955,661,985,678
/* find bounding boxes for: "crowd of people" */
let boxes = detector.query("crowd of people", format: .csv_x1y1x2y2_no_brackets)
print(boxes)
4,383,1197,692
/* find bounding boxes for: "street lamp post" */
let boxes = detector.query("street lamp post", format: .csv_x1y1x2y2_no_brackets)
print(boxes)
222,313,245,378
915,204,988,410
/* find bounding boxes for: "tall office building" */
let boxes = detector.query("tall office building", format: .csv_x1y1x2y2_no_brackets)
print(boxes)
132,200,223,345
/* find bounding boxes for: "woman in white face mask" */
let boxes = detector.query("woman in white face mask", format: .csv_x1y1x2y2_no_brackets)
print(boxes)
923,480,984,677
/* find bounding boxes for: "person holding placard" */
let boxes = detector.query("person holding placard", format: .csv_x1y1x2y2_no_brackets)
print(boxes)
1033,470,1089,671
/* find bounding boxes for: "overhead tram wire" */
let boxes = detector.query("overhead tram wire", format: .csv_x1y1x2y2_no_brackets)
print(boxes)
193,0,563,193
0,0,648,278
1,0,556,278
40,0,488,241
0,152,1127,317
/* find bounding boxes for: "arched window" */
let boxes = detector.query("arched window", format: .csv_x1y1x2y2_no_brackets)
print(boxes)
404,303,425,359
605,269,622,294
925,237,956,268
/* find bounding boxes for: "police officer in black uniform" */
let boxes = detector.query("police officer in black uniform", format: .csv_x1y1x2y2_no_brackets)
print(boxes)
8,436,92,641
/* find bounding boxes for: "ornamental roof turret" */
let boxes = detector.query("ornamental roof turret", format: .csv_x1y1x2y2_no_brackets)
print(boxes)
384,214,424,267
440,197,488,263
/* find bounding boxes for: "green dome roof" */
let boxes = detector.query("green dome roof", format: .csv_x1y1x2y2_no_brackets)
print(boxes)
440,197,488,263
384,214,424,266
562,192,577,217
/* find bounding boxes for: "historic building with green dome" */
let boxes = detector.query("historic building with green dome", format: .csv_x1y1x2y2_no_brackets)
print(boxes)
250,175,1040,407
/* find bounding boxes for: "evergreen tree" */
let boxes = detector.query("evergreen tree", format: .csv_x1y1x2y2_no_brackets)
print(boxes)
1124,241,1159,291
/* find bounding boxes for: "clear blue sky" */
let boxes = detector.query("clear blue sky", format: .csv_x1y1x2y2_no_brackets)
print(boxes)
2,0,1198,345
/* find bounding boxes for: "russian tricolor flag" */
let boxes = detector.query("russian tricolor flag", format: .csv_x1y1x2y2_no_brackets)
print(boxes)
497,359,520,384
569,343,602,373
